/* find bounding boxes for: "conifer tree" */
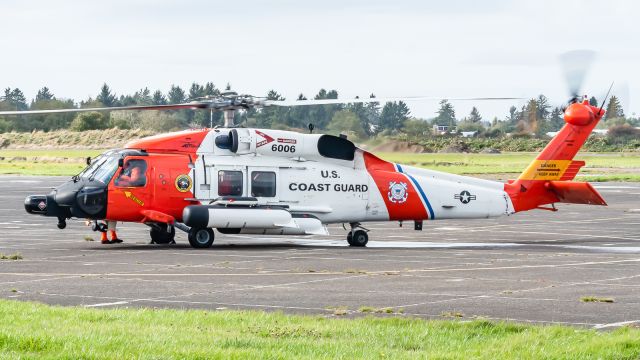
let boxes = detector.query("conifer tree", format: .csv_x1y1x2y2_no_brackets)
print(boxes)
96,83,116,107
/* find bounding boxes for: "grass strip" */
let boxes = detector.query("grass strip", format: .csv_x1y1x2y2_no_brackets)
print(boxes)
0,300,639,359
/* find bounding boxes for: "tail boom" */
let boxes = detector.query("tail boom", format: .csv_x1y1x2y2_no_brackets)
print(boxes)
505,99,607,212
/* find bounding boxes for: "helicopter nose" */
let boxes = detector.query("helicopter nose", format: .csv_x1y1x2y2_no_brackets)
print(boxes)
24,195,49,215
24,193,71,229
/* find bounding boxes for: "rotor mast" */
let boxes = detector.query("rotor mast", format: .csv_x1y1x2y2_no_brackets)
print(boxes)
223,109,235,127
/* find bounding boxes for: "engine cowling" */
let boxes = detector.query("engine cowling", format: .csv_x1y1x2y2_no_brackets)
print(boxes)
219,128,355,162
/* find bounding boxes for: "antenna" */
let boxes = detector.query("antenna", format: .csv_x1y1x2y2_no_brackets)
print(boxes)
597,82,615,116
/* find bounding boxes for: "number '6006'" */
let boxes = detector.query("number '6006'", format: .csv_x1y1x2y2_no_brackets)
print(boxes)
271,144,296,153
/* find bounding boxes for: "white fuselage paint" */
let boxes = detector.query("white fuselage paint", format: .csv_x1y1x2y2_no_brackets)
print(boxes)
190,128,515,229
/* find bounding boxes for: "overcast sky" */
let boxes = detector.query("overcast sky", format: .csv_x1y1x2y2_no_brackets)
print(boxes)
1,0,637,119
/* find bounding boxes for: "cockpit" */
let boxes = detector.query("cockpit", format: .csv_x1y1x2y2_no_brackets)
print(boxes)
24,149,148,229
74,149,148,185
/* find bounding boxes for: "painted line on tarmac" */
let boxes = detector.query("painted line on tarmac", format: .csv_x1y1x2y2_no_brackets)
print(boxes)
397,294,489,308
38,274,370,307
594,185,640,189
0,275,83,285
491,229,640,242
370,258,640,274
0,271,350,277
128,299,333,313
3,259,640,279
85,301,130,308
594,320,640,329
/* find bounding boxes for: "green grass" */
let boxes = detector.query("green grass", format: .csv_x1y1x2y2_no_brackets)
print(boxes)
581,296,615,303
0,149,104,176
579,174,640,182
0,252,23,260
0,162,87,176
358,306,400,314
1,149,639,181
0,149,105,158
0,300,639,359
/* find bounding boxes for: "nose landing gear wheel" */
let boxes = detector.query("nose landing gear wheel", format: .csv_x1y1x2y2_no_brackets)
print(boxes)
347,230,368,247
188,227,215,248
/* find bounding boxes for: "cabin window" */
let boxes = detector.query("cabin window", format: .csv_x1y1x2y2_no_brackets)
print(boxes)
218,170,243,196
114,159,147,187
317,135,355,161
251,171,276,197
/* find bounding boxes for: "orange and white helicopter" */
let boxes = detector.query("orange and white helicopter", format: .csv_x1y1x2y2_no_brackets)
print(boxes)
1,57,610,248
2,92,606,248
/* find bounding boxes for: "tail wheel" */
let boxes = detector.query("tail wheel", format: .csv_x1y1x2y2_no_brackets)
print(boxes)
150,224,175,245
188,227,215,248
347,230,368,247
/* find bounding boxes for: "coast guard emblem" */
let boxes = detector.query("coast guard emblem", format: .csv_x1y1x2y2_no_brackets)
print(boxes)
175,174,193,193
388,181,408,204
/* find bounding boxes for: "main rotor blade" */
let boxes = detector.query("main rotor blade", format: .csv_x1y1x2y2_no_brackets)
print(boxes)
264,96,522,107
0,102,208,116
0,95,524,116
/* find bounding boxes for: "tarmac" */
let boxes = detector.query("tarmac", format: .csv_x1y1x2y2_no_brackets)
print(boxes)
1,175,640,329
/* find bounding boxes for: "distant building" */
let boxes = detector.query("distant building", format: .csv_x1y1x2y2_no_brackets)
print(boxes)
433,124,456,135
546,129,608,138
460,131,477,138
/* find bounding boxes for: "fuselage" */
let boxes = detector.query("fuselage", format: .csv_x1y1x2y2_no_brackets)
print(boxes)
25,127,515,232
186,128,514,225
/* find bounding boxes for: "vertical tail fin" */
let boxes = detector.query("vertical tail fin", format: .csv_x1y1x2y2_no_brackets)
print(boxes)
506,99,606,212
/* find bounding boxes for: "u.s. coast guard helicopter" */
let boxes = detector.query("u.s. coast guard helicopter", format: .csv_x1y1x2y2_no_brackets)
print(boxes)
2,91,606,248
2,54,609,248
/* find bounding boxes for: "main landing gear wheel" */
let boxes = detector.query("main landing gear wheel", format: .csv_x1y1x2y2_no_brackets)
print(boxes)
188,227,215,248
347,229,368,247
150,224,176,245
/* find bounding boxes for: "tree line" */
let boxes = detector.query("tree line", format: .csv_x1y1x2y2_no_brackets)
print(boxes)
0,83,636,140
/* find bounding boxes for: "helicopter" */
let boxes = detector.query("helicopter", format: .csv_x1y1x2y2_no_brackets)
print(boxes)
0,90,607,249
1,51,611,248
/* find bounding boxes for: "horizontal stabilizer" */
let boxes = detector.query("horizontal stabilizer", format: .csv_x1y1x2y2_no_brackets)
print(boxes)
547,181,607,206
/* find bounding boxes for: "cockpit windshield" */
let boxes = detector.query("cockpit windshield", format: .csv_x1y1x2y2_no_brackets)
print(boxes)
76,151,119,184
90,157,119,184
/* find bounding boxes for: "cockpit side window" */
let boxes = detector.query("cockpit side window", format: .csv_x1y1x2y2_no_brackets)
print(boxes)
115,159,148,187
